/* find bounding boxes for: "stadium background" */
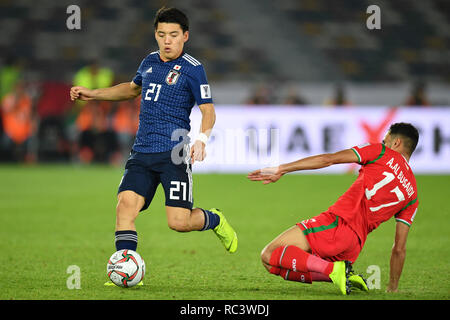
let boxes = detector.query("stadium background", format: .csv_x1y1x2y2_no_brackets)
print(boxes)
0,0,449,301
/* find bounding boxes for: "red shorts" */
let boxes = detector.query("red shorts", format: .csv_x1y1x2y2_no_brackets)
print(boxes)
297,210,362,263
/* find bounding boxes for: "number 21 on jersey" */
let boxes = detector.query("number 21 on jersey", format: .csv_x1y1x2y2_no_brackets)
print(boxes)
144,83,161,101
365,171,405,212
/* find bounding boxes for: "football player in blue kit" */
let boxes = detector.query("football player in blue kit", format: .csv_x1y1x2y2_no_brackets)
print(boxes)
70,7,238,272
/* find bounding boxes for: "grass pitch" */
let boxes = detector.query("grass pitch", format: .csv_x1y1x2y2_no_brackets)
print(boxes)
0,164,449,300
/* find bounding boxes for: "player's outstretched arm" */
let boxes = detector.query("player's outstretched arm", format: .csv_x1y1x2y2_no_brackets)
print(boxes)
387,222,409,292
70,81,141,102
247,149,358,184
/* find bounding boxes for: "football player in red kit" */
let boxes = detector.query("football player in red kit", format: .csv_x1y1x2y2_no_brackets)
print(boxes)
247,122,419,295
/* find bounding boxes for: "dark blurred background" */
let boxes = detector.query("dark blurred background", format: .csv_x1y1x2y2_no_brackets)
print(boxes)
0,0,449,164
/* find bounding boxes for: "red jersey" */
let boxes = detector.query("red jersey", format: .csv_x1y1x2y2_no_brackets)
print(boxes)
328,143,419,246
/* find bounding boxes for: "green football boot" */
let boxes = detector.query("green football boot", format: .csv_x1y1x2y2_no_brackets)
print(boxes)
347,264,369,292
104,280,144,287
211,208,238,253
348,274,369,291
328,260,352,295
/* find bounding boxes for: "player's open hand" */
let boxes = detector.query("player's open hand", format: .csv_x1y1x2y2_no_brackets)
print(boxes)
70,86,95,101
190,140,207,164
247,167,283,184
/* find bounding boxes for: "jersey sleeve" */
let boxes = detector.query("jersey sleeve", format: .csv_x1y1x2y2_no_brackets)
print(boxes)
132,59,145,87
395,198,418,227
351,143,385,164
187,65,213,105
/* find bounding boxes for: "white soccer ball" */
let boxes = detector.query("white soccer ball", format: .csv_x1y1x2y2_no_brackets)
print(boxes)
107,249,145,287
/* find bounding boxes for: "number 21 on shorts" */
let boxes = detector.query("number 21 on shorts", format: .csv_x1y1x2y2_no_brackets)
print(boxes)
169,181,187,201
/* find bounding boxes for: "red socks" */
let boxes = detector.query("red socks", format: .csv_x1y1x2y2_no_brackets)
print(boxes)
269,267,330,283
269,266,313,283
269,245,333,283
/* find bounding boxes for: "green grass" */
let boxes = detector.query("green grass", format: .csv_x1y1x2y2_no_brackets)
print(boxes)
0,164,449,300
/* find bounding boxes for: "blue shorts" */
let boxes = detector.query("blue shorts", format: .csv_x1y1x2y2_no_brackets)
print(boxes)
118,148,193,211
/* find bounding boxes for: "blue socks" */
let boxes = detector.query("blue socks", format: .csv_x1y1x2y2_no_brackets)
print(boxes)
115,230,138,251
200,209,220,231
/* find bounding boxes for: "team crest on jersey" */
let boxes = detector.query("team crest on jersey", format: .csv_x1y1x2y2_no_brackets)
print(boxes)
166,69,180,85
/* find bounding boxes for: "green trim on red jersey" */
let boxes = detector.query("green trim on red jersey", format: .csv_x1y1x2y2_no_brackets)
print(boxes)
395,218,411,227
394,198,418,227
397,198,418,213
366,144,386,165
302,216,339,236
351,148,362,163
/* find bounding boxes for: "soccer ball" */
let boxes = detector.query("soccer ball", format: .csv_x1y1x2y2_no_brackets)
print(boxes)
107,249,145,287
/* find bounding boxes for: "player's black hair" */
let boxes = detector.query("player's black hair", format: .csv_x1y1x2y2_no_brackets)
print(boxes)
154,7,189,33
388,122,419,155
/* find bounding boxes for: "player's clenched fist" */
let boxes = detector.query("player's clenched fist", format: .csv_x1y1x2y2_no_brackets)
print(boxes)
70,86,95,101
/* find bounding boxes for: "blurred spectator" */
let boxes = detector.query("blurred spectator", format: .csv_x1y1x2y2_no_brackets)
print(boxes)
113,98,140,160
73,60,114,91
72,61,119,164
35,81,73,162
324,84,351,107
283,87,308,105
36,82,73,119
245,84,274,105
0,100,3,159
405,81,430,106
76,101,120,164
0,81,35,162
0,56,23,102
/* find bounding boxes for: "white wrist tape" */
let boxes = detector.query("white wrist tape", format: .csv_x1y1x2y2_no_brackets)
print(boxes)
196,132,209,144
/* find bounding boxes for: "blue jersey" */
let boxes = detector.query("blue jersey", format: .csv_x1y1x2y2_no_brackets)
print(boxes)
132,51,213,153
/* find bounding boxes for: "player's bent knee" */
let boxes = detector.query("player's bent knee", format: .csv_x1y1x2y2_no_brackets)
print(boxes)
116,191,144,225
116,201,139,219
167,214,191,232
260,245,273,266
117,191,144,213
167,219,191,232
166,207,193,232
